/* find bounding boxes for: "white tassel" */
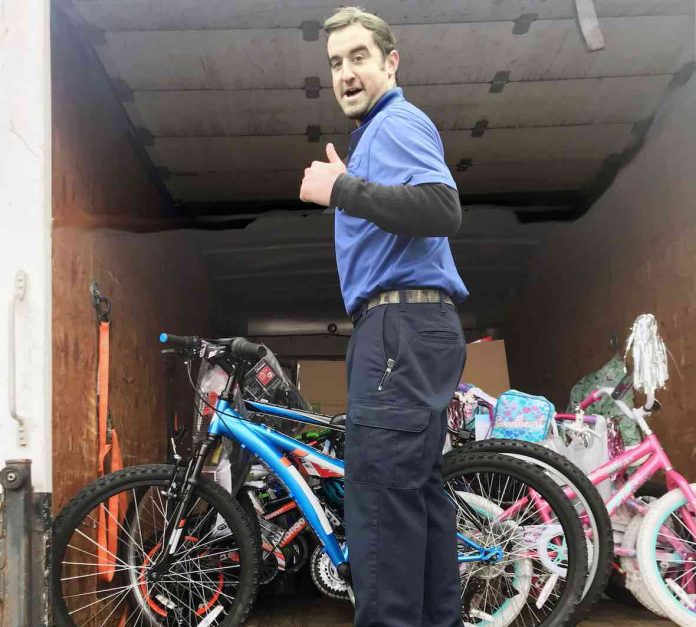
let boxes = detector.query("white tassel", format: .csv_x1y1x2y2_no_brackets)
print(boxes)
624,314,669,396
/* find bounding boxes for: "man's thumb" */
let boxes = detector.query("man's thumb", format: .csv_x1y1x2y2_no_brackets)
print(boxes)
326,142,341,164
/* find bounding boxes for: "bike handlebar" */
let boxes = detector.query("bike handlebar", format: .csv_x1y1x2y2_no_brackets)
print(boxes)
159,333,201,348
554,412,598,424
226,337,267,361
578,389,604,411
159,333,267,361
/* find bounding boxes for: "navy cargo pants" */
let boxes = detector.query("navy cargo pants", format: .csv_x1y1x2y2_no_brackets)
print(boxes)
345,295,466,627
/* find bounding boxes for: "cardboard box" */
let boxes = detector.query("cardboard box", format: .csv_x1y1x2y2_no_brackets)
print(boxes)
297,360,348,417
461,339,510,397
298,339,509,413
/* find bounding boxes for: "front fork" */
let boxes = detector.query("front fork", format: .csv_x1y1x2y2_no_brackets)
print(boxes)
148,434,220,581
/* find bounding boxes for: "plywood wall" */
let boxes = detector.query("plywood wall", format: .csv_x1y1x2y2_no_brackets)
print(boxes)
51,8,209,511
506,74,696,476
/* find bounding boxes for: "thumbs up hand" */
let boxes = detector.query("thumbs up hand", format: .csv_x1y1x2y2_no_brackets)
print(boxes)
300,143,347,206
325,142,342,165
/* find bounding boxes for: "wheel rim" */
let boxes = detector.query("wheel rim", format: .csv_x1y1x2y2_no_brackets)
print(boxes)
647,496,696,617
56,480,244,626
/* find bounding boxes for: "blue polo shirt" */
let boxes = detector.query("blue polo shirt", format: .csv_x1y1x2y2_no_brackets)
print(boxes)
334,87,469,315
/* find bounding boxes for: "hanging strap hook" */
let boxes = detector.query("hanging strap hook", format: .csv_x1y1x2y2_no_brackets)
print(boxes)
90,281,112,323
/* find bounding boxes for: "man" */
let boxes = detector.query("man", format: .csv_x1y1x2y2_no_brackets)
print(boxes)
300,7,468,626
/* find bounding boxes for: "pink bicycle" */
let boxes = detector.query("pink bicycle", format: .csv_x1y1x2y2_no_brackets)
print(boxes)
557,375,696,625
455,372,696,625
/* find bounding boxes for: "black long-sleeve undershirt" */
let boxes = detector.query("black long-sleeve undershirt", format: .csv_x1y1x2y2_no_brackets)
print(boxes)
330,174,462,238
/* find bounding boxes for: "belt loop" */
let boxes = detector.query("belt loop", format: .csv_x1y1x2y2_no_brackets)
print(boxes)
398,289,407,312
439,290,446,312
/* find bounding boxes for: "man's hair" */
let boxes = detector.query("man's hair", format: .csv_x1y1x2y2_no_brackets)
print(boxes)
323,7,397,60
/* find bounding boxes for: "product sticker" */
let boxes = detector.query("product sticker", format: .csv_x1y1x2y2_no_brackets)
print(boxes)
255,363,276,387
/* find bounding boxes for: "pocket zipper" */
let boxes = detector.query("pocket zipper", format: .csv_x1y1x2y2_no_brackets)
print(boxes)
377,358,396,391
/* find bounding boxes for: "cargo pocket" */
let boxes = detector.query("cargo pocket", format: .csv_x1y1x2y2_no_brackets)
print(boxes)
345,403,431,489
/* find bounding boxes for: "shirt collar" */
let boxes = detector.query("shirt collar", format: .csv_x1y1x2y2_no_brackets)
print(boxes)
352,87,403,133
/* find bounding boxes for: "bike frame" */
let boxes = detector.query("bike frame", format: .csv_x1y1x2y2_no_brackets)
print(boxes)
208,398,492,567
481,388,696,573
558,390,696,546
209,398,346,567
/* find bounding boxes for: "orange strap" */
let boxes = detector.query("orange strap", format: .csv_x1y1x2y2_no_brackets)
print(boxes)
97,321,110,475
96,320,126,583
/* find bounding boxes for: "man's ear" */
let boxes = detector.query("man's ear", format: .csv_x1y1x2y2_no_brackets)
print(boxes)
387,49,399,79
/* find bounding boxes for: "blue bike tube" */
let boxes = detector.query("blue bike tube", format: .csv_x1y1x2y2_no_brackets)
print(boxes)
456,532,503,563
245,399,333,427
208,399,346,567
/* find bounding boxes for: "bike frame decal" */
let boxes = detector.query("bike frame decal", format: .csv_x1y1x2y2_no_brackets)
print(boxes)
291,447,344,478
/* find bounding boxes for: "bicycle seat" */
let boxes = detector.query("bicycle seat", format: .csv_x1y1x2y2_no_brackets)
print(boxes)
331,413,346,428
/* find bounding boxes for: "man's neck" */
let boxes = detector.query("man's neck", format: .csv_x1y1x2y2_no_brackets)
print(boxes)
354,83,398,127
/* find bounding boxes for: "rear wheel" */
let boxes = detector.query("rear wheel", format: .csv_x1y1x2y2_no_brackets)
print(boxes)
52,464,260,626
443,451,587,627
606,480,667,608
618,511,666,616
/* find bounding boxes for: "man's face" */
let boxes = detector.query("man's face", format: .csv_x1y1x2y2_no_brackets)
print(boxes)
327,23,399,124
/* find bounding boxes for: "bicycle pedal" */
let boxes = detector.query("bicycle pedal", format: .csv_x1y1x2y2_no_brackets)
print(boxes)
346,584,356,606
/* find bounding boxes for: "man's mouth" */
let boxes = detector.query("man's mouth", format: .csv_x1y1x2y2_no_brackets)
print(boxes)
344,88,363,99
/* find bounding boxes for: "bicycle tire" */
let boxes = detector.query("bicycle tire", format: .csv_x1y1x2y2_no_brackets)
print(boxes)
619,511,666,617
52,464,261,626
459,438,613,624
443,450,588,626
605,480,666,607
636,483,696,626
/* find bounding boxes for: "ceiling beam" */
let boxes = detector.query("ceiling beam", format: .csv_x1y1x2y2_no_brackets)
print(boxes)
201,236,542,257
137,118,657,139
71,2,695,33
212,265,527,282
181,190,582,219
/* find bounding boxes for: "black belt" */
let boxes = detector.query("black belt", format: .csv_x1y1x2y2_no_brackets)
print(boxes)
351,289,454,325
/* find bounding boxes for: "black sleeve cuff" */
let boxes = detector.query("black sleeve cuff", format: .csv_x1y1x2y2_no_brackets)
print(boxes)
331,173,360,212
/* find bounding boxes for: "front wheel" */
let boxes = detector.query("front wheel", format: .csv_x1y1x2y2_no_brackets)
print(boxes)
52,464,260,626
443,450,587,627
636,483,696,626
459,437,613,624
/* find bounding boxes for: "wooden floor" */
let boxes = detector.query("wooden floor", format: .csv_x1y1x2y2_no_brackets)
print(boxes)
247,575,672,626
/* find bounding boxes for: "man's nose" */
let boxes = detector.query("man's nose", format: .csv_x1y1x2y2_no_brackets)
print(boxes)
341,62,356,81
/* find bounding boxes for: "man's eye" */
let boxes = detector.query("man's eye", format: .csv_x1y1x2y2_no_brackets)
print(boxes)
353,56,363,63
331,62,342,70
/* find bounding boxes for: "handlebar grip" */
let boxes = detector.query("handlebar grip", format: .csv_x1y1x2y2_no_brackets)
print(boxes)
611,370,634,400
578,389,602,411
229,337,267,361
159,333,201,348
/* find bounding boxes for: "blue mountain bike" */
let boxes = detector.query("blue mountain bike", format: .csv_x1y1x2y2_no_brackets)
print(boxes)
52,335,587,626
